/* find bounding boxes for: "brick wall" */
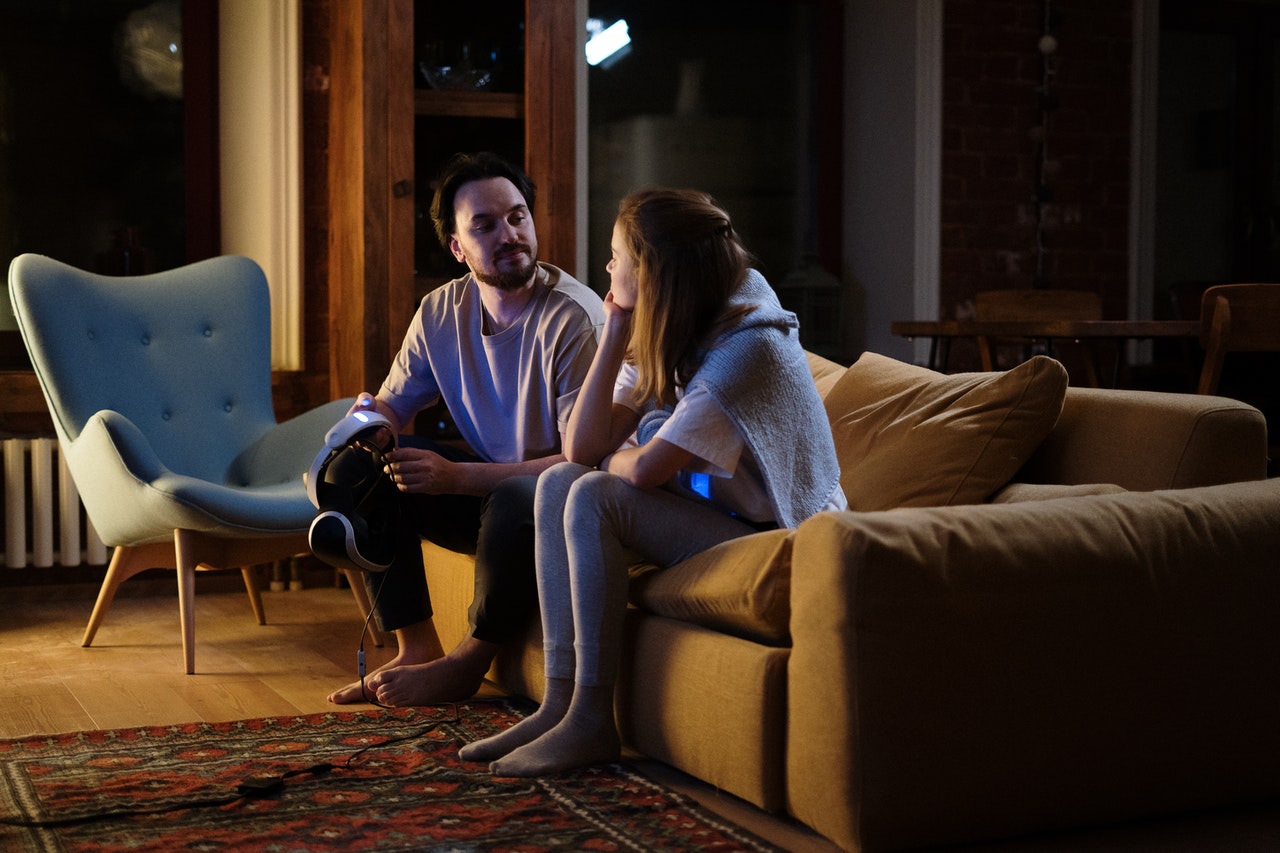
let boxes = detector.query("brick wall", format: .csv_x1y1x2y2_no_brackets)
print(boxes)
941,0,1133,342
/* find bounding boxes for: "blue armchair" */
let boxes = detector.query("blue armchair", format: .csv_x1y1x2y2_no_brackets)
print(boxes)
8,253,354,673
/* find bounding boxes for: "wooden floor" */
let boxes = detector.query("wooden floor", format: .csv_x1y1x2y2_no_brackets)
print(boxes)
0,573,383,737
0,568,839,853
2,570,1277,853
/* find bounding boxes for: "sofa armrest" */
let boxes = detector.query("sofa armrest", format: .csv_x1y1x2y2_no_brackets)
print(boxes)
787,479,1280,852
1017,387,1267,490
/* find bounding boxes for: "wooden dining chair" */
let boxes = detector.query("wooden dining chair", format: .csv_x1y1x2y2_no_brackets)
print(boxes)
974,289,1103,384
1196,284,1280,395
1198,283,1280,472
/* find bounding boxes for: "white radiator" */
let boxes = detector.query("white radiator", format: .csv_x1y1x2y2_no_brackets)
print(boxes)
2,437,108,569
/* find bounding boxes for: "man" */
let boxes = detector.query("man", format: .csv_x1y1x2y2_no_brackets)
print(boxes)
320,152,604,706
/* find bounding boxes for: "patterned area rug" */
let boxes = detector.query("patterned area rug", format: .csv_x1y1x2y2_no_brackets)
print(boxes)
0,698,782,852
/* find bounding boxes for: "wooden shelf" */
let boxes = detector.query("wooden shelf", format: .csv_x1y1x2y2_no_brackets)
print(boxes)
414,89,522,119
0,371,52,434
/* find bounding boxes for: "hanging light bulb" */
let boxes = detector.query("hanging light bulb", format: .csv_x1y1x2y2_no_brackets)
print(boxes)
116,0,183,100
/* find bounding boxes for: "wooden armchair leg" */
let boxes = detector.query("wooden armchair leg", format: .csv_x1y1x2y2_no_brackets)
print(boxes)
82,542,176,648
173,530,201,675
241,566,267,625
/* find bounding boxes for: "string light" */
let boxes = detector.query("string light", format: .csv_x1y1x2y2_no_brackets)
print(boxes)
1033,0,1059,289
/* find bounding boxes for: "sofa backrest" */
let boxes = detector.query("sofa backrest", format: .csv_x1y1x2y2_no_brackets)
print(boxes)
1018,386,1268,490
805,352,1269,495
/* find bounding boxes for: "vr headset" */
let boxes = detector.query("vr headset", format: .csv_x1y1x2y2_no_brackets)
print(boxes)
306,409,400,573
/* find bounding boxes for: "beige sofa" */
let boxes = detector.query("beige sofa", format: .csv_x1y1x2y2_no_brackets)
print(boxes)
423,351,1280,852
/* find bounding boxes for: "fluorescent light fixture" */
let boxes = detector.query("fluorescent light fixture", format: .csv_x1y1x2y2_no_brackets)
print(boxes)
586,18,630,66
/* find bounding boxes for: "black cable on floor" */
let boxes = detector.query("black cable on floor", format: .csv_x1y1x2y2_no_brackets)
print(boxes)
0,708,458,829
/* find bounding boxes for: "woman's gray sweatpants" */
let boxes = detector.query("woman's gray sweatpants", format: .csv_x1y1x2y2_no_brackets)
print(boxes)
534,461,761,687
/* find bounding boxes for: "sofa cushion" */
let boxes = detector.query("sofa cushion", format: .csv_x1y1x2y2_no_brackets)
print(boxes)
807,351,846,399
825,353,1069,511
989,481,1126,503
628,528,793,646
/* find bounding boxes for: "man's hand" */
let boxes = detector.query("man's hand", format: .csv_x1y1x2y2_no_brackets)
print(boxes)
345,392,378,417
383,446,459,494
346,393,404,435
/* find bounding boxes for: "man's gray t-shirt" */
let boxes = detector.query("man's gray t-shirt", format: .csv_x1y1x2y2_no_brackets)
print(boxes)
379,263,604,463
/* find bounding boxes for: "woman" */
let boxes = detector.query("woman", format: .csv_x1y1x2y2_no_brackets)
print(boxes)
459,188,844,776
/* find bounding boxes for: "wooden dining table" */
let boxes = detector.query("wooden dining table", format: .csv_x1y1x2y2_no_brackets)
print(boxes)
890,319,1202,385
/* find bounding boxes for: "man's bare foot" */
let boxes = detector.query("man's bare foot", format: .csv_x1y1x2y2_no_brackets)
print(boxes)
327,647,436,705
365,636,499,707
327,619,447,705
327,678,380,705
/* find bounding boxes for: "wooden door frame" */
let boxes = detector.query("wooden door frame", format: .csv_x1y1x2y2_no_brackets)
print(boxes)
326,0,417,400
183,0,221,263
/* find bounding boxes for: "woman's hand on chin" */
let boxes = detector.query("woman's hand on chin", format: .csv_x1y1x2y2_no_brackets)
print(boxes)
603,290,634,321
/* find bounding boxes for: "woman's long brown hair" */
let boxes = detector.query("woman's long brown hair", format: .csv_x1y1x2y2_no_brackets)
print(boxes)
615,188,754,407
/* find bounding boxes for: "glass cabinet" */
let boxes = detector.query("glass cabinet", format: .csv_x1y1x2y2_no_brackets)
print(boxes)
327,0,578,400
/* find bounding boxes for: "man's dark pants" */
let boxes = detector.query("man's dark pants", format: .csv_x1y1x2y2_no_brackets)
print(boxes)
362,435,539,645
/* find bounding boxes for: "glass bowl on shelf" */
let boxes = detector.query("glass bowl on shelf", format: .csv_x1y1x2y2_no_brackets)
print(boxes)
417,41,500,92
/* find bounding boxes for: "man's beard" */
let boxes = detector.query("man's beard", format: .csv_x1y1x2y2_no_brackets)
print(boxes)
475,246,537,292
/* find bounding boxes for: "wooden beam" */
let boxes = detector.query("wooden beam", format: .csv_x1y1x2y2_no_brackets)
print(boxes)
524,0,578,275
326,0,415,400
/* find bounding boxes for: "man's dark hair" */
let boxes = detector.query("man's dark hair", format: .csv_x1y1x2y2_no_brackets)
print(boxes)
429,152,537,250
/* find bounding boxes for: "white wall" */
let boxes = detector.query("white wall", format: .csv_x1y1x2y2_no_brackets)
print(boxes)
843,0,942,364
572,1,943,365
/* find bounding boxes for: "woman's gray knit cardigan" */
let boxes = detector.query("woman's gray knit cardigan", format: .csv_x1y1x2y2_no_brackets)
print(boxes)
683,269,841,530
